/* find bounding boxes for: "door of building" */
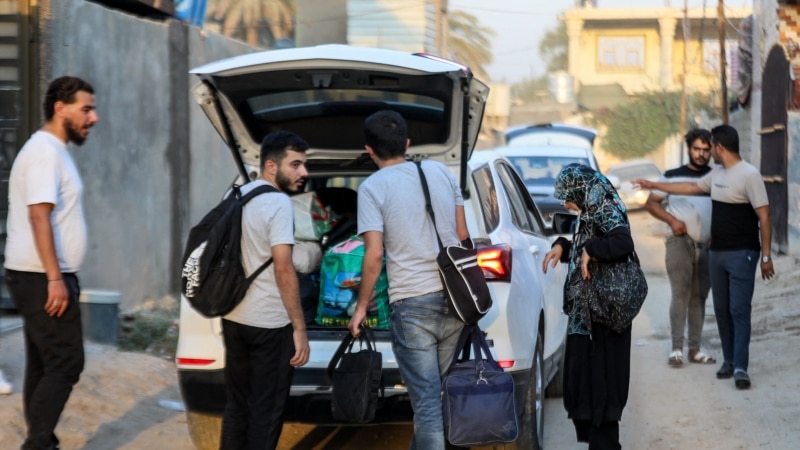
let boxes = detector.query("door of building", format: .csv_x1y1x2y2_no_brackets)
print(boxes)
759,44,790,254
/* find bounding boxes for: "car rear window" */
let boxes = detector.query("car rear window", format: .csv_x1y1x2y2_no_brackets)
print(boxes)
507,156,590,187
240,87,449,150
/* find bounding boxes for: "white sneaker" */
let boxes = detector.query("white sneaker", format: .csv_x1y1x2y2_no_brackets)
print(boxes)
0,370,12,395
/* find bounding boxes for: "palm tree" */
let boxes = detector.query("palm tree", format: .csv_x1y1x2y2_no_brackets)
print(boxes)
445,10,495,81
206,0,295,47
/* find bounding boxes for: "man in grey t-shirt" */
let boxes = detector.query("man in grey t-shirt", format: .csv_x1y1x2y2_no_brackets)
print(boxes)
220,131,310,449
348,110,468,449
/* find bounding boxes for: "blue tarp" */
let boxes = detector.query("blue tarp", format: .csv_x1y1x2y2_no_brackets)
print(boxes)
175,0,207,27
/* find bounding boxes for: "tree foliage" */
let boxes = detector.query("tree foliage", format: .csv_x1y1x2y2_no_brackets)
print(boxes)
589,90,717,159
538,21,567,73
446,10,495,81
510,20,566,103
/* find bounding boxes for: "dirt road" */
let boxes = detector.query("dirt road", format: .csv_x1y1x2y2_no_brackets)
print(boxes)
1,212,798,449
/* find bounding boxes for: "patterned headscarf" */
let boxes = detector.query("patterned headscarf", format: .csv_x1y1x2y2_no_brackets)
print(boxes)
554,163,630,335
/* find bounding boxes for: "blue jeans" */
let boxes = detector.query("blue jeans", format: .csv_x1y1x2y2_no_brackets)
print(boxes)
390,291,464,450
708,249,759,372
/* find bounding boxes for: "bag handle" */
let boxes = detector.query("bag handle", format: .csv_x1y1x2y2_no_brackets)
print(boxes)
327,325,377,380
446,325,496,372
415,161,445,251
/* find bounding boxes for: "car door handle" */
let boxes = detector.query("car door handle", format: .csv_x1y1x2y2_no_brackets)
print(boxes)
529,245,540,254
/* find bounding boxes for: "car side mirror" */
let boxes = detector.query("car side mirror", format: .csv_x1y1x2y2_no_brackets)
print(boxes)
606,174,621,189
552,212,578,235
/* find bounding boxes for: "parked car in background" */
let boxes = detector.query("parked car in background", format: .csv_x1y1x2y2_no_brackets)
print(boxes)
496,146,594,228
505,123,598,156
495,123,599,229
176,45,567,450
606,159,662,210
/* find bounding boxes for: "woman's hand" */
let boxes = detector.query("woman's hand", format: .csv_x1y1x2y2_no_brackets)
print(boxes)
581,249,592,280
543,244,563,274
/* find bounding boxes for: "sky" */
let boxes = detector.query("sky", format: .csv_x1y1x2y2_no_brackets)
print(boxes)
449,0,752,83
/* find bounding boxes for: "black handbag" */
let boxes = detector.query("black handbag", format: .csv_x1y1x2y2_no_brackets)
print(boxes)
415,162,492,324
583,251,648,333
327,325,383,423
442,325,518,447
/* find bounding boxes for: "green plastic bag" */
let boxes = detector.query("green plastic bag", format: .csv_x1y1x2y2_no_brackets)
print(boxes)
317,236,390,329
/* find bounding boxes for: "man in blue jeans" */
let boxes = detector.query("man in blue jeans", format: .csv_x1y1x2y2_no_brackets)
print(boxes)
634,125,775,390
348,110,468,449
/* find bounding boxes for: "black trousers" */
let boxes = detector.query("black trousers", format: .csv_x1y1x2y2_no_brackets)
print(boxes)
220,320,295,450
6,270,84,450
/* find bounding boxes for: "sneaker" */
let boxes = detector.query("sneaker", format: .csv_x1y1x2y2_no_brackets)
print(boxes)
0,371,11,395
716,361,733,379
734,370,751,389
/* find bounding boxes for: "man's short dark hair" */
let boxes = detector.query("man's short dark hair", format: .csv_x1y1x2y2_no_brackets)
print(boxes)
43,76,94,121
260,130,309,168
363,110,407,160
684,128,711,149
711,124,739,154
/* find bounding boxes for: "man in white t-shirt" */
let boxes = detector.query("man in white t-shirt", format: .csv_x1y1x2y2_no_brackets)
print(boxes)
220,131,310,449
634,124,774,390
348,110,469,449
4,76,98,449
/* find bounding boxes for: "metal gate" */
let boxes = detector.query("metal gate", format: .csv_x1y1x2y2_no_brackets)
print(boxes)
0,0,34,307
759,44,790,254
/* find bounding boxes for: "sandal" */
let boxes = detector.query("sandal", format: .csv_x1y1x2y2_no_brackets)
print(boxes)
688,349,716,364
668,350,683,367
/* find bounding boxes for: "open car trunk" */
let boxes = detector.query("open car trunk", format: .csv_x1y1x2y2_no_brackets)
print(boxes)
190,44,488,193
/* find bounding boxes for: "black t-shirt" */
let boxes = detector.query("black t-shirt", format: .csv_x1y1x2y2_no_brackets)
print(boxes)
664,164,711,179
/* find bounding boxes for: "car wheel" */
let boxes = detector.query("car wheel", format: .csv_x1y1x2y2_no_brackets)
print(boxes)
513,330,544,450
545,341,565,398
186,411,222,450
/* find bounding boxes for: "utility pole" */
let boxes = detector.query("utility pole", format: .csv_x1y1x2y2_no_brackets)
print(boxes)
680,0,689,136
718,0,728,124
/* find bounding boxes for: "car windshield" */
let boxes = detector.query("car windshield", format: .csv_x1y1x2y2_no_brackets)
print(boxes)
507,156,590,188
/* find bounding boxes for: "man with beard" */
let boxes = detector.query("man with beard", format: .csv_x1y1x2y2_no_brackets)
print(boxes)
634,125,774,390
644,129,716,367
220,130,310,449
5,76,98,449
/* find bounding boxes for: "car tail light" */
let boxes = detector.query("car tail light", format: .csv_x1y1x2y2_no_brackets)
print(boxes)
176,358,216,366
497,360,515,369
477,244,512,282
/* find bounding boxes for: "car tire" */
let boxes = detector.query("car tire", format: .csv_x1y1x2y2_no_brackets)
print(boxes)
186,411,222,450
513,329,544,450
545,342,565,398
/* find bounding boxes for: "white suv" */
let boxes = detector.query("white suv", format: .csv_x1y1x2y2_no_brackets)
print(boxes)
176,45,567,450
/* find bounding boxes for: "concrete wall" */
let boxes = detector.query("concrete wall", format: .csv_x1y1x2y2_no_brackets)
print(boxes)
39,0,254,309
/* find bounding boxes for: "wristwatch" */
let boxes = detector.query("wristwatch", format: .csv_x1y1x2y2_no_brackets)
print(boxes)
761,255,771,263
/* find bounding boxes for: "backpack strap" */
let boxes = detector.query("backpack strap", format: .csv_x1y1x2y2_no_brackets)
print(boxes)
414,162,445,251
238,183,279,280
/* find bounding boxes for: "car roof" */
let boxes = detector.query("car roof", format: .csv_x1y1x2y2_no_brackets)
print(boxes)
505,123,597,148
607,159,660,171
493,145,594,159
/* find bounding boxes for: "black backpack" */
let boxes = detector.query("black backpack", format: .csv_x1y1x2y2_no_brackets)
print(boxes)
181,184,278,318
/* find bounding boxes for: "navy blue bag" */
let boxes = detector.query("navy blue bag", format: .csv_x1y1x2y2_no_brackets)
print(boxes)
442,325,518,447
